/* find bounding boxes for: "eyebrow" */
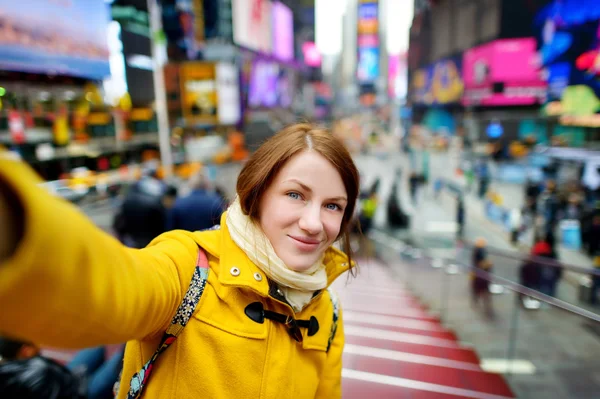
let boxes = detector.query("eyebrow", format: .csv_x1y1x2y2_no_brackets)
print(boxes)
285,179,348,202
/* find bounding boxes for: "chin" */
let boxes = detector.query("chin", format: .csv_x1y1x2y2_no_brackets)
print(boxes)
284,257,319,272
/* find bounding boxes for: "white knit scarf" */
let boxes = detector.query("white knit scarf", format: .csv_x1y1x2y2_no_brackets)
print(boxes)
225,197,328,312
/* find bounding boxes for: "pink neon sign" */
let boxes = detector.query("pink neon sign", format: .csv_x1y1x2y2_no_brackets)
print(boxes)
462,38,547,106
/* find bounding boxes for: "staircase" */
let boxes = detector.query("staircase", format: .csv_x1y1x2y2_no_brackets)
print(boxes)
336,258,515,399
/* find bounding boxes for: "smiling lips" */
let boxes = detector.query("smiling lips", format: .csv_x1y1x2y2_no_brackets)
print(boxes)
289,235,321,251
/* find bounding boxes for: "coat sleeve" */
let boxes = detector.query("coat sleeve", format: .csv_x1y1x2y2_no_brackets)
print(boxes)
315,305,344,399
0,158,198,349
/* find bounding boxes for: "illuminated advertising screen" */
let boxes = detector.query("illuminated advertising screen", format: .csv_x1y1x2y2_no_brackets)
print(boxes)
357,0,379,83
0,0,110,79
388,52,407,99
232,0,272,54
462,38,547,106
302,42,321,67
272,1,294,61
357,47,379,83
411,56,464,105
247,59,295,109
535,1,600,101
179,62,218,124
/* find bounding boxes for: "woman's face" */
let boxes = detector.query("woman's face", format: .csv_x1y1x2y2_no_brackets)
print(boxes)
259,151,348,272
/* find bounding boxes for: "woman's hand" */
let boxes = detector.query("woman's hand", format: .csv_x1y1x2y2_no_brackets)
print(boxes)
0,179,24,262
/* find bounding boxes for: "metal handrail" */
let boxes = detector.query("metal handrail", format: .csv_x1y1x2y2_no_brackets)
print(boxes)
369,230,600,323
459,239,600,277
442,259,600,323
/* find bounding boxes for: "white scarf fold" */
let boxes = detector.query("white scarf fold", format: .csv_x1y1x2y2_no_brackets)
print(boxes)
225,197,328,312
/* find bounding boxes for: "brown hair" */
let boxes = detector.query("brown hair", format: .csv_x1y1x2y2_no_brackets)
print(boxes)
236,123,360,275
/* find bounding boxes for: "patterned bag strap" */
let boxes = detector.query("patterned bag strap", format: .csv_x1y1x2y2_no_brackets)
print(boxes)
326,288,340,352
126,247,210,399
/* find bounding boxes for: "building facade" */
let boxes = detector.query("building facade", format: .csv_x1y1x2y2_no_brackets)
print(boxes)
407,0,553,144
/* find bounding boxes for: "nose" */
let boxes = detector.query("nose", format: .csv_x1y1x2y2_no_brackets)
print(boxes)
298,203,323,235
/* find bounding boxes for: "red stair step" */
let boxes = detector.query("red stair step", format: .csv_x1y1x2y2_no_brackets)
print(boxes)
345,335,480,364
342,377,475,399
346,321,458,340
343,353,514,397
343,305,439,321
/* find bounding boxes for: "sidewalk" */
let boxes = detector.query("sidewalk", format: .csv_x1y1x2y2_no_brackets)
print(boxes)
430,152,595,271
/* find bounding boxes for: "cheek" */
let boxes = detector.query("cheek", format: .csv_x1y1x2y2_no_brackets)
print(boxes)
260,198,296,233
322,213,343,242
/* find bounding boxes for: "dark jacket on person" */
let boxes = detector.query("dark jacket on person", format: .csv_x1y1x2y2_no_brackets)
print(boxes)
457,200,465,225
520,258,541,289
0,356,84,399
166,189,225,232
113,189,167,249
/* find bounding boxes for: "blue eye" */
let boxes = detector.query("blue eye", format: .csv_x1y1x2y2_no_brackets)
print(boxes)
287,192,301,200
326,203,341,211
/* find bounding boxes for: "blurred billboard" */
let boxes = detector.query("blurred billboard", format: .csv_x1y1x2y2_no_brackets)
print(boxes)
411,56,464,105
462,38,547,107
232,0,272,54
272,1,294,61
0,0,110,79
357,0,379,83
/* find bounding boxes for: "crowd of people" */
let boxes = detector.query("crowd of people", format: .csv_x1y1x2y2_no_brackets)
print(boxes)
113,167,227,249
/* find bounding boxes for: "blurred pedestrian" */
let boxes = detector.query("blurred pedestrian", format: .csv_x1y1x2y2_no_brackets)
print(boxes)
456,197,465,239
587,214,600,257
544,231,564,296
471,238,494,318
387,173,410,229
162,184,179,210
113,177,169,249
434,178,443,199
519,252,541,306
166,171,225,232
0,337,82,399
590,254,600,305
409,172,420,204
524,179,541,215
529,233,561,299
538,180,560,235
509,208,522,245
354,180,379,257
476,159,490,199
0,337,122,399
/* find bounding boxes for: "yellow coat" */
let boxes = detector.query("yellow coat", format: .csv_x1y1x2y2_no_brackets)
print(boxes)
0,157,349,398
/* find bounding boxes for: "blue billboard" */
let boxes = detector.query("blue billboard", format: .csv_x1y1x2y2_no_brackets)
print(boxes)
0,1,111,79
357,47,379,83
535,1,600,100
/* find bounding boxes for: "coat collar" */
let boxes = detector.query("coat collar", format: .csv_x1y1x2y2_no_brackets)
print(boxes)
193,212,351,297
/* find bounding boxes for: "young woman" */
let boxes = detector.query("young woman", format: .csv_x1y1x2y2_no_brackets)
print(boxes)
0,123,360,398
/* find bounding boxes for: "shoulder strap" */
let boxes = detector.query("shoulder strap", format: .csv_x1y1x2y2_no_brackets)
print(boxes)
326,288,340,352
126,247,210,399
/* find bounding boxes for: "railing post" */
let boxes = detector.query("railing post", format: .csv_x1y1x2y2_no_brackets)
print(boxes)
506,293,521,376
440,262,451,322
